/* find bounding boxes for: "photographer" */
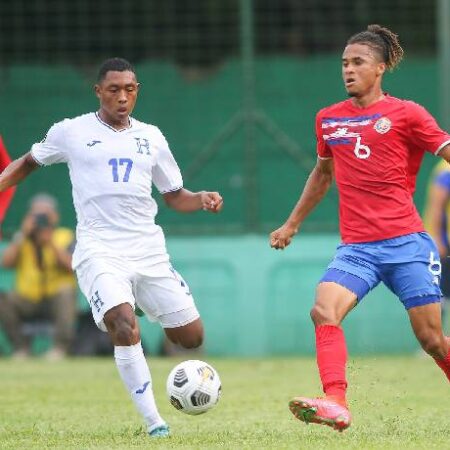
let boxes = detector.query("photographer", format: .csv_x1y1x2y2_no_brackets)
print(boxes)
0,193,77,359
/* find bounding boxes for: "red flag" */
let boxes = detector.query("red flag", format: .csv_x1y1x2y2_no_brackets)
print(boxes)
0,135,16,235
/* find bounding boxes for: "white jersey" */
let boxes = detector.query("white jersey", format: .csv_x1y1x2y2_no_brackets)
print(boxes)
31,112,183,269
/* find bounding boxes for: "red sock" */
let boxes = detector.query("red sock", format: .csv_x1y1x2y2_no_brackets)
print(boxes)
316,325,348,403
434,340,450,382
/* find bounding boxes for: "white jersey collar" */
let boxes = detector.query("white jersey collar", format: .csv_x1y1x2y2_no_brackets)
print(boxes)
95,112,132,132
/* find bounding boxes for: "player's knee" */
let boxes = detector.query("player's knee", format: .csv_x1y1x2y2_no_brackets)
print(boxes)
164,318,204,348
310,304,338,326
417,331,447,358
104,307,139,345
114,322,139,344
178,332,203,349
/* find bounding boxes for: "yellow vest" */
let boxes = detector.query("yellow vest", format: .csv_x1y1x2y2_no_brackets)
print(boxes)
15,227,76,302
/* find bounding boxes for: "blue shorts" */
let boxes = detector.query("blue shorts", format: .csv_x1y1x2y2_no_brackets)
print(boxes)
320,232,442,310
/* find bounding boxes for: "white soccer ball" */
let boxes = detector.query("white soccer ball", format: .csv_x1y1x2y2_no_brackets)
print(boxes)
166,359,222,415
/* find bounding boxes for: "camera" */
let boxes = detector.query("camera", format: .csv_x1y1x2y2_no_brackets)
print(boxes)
34,213,50,229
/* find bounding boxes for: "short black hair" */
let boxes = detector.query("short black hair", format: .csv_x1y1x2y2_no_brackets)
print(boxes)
97,57,136,82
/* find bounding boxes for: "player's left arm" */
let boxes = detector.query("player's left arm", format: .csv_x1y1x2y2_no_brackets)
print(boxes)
163,188,223,213
407,102,450,163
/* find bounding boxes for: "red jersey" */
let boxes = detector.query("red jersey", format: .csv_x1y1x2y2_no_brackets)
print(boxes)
316,94,450,243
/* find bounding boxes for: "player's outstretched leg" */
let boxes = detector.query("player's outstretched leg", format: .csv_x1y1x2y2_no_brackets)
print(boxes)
114,342,169,438
288,325,351,431
288,396,351,432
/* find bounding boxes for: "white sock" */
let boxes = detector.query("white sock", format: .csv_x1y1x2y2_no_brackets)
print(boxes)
114,342,165,432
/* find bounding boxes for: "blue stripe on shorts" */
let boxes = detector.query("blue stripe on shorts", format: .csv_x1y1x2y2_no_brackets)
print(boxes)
320,268,371,301
402,295,442,309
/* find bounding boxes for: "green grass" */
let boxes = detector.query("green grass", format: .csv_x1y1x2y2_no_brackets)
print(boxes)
0,356,448,449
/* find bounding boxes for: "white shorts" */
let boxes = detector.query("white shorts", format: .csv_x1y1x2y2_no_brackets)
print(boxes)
76,257,199,332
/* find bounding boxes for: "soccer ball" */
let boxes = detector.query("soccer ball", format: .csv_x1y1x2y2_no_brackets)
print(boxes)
166,360,222,415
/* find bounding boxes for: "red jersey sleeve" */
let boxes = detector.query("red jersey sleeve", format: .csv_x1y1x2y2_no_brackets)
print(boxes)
0,135,16,233
315,110,332,159
406,101,450,154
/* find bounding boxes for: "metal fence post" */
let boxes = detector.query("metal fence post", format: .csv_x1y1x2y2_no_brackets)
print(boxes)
438,0,450,129
240,0,258,230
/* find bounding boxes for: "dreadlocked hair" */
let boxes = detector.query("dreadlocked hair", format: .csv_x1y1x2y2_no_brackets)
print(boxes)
347,24,404,71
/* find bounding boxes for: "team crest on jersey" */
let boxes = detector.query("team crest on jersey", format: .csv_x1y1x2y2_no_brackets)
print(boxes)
135,137,151,155
373,117,391,134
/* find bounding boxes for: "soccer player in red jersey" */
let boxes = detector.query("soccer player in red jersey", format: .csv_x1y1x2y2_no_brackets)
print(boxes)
270,24,450,431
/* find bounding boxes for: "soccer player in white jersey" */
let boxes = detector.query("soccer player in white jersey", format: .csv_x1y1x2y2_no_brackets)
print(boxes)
0,57,223,438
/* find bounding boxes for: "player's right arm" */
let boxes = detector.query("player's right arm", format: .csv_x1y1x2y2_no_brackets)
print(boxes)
0,120,68,193
0,153,39,193
270,109,333,250
270,157,333,250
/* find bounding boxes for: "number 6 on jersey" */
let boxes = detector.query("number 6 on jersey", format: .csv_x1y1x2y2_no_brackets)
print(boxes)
109,158,133,182
354,136,371,159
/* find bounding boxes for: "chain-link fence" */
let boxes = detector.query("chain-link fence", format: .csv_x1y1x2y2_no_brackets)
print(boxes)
0,1,436,63
0,0,443,235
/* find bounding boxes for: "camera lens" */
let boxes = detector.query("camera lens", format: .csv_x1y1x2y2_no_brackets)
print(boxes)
34,213,50,228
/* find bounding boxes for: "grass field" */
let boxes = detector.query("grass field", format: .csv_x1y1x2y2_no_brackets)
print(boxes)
0,355,448,449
